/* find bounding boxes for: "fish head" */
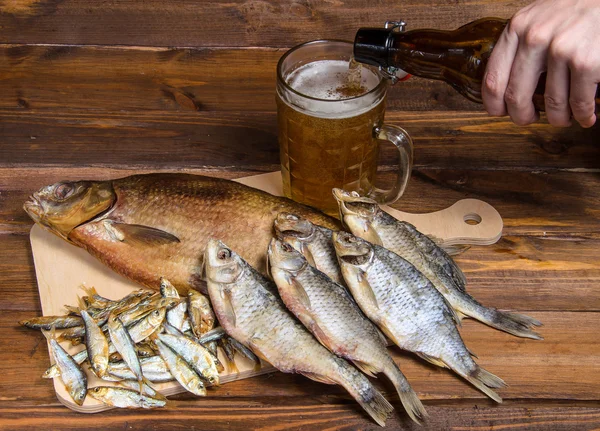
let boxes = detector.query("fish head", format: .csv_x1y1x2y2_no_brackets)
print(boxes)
23,179,115,241
204,239,244,285
332,189,383,245
71,383,88,406
267,238,307,275
159,278,180,299
332,231,374,269
274,213,316,244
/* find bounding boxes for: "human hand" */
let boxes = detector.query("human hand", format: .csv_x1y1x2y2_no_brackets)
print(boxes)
482,0,600,128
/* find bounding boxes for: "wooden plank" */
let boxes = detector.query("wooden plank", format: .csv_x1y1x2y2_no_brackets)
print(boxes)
1,110,598,170
6,310,600,405
0,401,599,431
0,44,481,112
4,231,599,313
0,0,529,47
3,168,600,238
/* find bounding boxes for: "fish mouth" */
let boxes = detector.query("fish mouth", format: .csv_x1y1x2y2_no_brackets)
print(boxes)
267,238,306,273
23,195,44,224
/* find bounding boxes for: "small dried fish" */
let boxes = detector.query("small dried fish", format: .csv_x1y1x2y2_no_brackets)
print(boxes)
107,314,145,393
106,356,173,383
44,329,87,406
88,386,166,409
81,310,109,378
155,339,206,396
188,290,215,337
157,333,219,386
20,315,83,330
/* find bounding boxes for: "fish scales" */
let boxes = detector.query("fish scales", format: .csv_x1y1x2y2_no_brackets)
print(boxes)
334,232,505,403
24,173,338,295
268,239,426,424
333,189,542,340
205,239,393,427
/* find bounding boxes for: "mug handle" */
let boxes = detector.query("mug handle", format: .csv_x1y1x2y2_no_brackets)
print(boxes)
368,124,413,205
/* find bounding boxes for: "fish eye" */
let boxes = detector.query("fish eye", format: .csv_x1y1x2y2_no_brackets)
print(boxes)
54,183,74,200
217,249,231,260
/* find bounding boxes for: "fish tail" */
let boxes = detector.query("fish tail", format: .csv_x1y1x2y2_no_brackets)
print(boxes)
454,294,543,340
459,364,506,403
383,362,427,424
336,360,393,427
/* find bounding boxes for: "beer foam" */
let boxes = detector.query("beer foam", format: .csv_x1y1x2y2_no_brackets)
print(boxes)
286,60,379,100
282,60,383,119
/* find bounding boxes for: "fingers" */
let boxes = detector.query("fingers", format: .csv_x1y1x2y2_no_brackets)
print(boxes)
482,27,518,116
569,63,598,128
544,47,572,127
504,38,547,125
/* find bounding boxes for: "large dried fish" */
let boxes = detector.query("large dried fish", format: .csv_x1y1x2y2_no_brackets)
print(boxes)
274,213,344,284
334,231,505,403
23,173,338,294
269,239,426,424
333,189,542,340
205,239,393,427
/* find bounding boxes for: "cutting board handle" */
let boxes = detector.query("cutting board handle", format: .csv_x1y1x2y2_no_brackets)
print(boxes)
235,172,503,247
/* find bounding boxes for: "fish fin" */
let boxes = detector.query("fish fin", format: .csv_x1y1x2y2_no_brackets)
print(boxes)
467,347,479,359
219,289,236,328
458,300,543,340
105,221,180,246
352,360,379,378
383,361,427,425
353,383,393,427
301,243,317,268
355,270,379,310
247,337,270,364
487,310,543,340
361,226,384,246
459,366,505,403
415,351,447,369
288,277,312,310
306,319,334,353
299,371,338,385
444,300,463,328
428,235,471,256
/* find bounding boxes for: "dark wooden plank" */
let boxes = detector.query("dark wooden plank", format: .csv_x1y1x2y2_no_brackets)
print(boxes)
0,44,482,112
0,0,529,47
3,168,600,238
1,110,598,170
6,310,600,404
1,401,599,431
3,230,600,313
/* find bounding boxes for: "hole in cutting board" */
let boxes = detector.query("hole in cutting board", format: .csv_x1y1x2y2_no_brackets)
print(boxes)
464,213,482,225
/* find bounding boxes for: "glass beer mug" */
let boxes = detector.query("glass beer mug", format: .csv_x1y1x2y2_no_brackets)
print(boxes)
276,40,413,216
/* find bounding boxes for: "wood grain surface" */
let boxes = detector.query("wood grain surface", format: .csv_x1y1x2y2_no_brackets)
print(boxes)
0,44,484,112
2,0,600,428
1,110,598,170
0,0,528,47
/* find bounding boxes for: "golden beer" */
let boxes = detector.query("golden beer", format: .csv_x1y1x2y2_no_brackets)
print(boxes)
277,41,413,215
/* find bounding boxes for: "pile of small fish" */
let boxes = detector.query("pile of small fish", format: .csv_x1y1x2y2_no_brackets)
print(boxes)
20,279,259,409
22,173,543,426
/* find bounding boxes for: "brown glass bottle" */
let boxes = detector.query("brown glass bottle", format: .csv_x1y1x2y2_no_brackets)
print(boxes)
354,18,600,111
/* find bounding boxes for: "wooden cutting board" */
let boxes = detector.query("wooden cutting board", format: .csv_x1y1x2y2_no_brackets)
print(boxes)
30,171,503,413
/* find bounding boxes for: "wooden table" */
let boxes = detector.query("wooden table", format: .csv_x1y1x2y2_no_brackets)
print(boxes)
1,1,600,429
